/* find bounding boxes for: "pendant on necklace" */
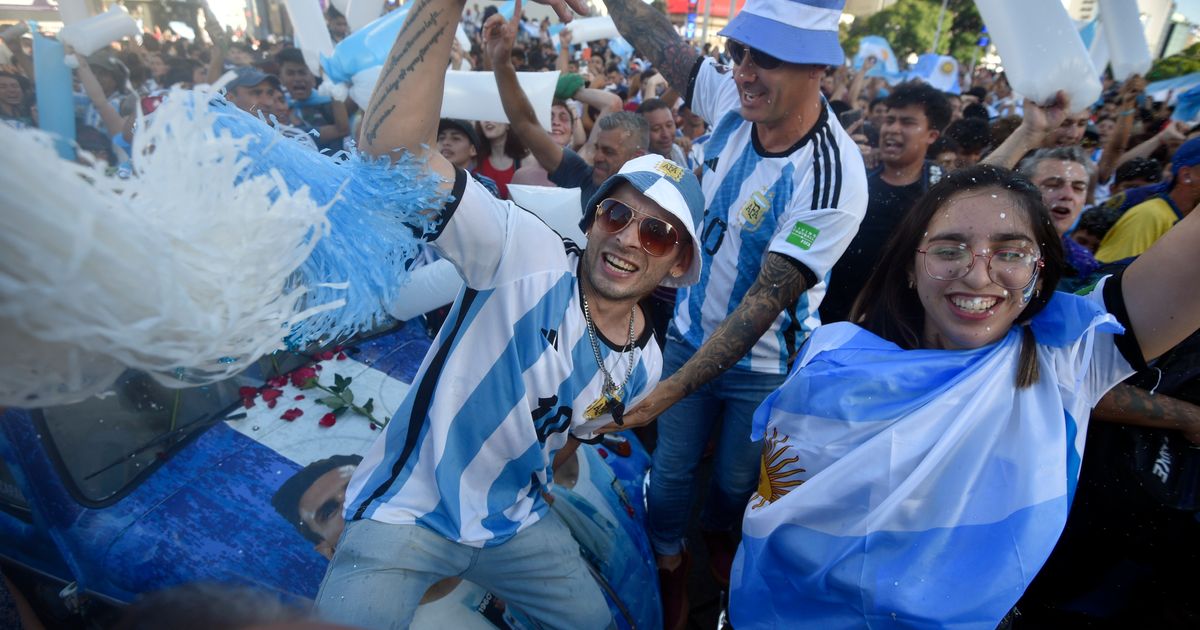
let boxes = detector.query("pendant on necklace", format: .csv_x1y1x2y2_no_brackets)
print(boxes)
584,384,626,424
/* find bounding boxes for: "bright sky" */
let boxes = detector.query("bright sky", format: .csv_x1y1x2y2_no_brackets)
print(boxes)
1179,0,1200,23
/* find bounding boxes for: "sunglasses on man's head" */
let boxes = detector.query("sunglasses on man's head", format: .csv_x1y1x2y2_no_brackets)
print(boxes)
594,198,681,257
726,40,785,71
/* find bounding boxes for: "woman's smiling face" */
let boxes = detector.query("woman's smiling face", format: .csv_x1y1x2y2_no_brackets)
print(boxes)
915,188,1043,350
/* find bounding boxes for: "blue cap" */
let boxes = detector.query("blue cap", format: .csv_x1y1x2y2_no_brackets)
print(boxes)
225,66,281,91
581,154,705,288
719,0,846,67
1171,136,1200,181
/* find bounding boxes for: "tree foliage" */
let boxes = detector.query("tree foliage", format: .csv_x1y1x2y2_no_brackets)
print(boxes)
842,0,984,66
1147,43,1200,81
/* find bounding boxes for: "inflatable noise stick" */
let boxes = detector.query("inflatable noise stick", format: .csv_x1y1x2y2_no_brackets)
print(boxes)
59,5,140,56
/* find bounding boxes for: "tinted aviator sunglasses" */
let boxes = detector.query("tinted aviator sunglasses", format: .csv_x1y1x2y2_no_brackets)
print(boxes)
726,40,785,71
594,198,681,257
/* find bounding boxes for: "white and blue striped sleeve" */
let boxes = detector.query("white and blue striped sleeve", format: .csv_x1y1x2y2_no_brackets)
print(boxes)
767,150,868,283
689,58,742,128
431,168,570,289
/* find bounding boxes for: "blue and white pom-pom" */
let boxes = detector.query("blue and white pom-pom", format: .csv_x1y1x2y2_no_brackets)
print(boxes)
0,83,445,407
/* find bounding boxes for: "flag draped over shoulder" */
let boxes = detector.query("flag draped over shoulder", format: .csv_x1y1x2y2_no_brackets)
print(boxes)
730,286,1133,629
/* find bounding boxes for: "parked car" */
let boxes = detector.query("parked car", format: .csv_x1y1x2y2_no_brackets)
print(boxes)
0,320,661,628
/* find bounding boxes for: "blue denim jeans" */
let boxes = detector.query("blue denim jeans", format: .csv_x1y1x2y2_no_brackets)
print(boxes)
646,340,785,557
314,512,612,629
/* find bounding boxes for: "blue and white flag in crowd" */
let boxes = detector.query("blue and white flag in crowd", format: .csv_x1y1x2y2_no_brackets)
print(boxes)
909,53,960,94
854,35,909,85
729,288,1132,629
854,35,900,76
1173,83,1200,121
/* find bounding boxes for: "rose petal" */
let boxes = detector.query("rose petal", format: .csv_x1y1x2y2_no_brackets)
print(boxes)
242,398,255,409
319,413,337,427
336,352,347,361
238,386,259,399
281,408,304,421
294,394,305,400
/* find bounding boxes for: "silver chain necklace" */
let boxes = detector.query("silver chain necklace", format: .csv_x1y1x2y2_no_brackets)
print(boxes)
580,289,637,399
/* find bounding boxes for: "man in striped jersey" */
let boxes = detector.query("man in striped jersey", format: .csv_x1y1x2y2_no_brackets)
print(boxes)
598,0,868,625
312,1,705,628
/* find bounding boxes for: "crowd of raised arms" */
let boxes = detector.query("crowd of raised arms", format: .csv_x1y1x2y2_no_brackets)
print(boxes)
4,0,1200,628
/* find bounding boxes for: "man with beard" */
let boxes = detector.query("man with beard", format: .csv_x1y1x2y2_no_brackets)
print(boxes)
312,1,703,627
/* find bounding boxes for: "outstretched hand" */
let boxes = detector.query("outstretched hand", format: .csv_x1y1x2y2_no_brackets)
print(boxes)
1022,90,1072,136
482,6,519,69
531,0,590,23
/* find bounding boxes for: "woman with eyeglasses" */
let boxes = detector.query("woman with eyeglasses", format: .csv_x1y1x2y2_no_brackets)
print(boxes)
731,164,1200,629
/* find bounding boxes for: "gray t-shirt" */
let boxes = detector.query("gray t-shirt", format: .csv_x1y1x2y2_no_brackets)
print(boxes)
548,148,600,212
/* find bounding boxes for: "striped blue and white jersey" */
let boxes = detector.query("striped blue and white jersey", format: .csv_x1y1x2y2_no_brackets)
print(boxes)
343,170,662,547
675,58,868,374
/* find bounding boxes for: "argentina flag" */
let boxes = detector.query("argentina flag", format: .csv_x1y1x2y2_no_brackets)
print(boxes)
730,285,1135,628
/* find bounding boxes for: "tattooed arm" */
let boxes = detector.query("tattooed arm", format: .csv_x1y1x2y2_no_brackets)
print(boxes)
358,0,463,183
360,0,588,182
601,253,809,432
600,0,700,96
1093,383,1200,445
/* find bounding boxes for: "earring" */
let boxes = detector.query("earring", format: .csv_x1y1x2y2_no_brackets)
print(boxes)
908,279,915,289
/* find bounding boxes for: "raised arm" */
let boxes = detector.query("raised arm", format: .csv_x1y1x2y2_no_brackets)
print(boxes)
73,53,128,139
1096,76,1143,182
846,57,876,107
1112,121,1186,173
599,0,700,96
604,253,810,431
358,0,465,184
982,91,1071,169
556,27,573,73
1121,198,1200,362
485,8,567,173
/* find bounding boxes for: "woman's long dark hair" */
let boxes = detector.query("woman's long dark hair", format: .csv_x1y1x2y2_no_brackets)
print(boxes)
475,121,528,163
848,165,1065,387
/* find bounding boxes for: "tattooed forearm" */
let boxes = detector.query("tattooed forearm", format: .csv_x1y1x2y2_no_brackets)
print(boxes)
668,253,808,396
362,21,447,145
1094,383,1200,432
601,0,700,92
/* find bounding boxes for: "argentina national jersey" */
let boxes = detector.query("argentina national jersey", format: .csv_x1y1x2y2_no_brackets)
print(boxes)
674,58,868,374
343,171,662,547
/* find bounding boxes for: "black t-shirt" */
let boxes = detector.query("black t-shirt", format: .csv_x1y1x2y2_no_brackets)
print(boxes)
821,166,933,323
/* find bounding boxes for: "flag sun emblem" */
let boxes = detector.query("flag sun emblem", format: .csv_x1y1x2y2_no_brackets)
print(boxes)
752,428,807,509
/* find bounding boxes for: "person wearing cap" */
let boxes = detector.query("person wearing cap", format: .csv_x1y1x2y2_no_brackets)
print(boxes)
225,66,283,118
597,0,867,623
312,0,701,627
80,51,135,133
1094,136,1200,263
437,118,502,198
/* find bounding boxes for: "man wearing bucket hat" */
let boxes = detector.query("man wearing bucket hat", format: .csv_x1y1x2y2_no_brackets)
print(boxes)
313,0,705,627
597,0,868,625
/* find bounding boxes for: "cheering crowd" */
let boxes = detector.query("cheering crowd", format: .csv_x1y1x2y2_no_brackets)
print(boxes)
3,0,1200,628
